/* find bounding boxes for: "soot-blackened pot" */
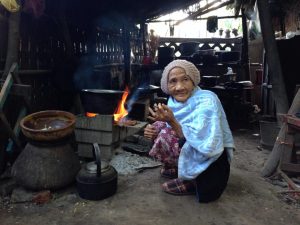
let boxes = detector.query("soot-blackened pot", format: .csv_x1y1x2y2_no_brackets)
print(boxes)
80,89,124,114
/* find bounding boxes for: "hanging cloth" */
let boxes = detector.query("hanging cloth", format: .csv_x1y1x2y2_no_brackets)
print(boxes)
207,16,218,33
0,0,20,12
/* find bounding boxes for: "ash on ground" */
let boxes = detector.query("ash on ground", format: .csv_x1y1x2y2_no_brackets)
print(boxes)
110,148,161,176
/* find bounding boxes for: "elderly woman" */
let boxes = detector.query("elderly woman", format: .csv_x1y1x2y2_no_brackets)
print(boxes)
144,59,234,203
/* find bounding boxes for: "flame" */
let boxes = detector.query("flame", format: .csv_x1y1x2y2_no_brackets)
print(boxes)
86,112,98,117
114,86,129,122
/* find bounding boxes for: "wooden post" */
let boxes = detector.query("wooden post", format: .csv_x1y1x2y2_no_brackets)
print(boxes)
58,0,75,59
0,63,31,153
256,0,289,116
122,24,131,88
2,9,20,79
241,8,250,81
141,22,147,57
0,11,8,69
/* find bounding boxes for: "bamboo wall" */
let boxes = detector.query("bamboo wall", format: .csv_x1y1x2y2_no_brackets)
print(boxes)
0,13,144,111
0,13,143,71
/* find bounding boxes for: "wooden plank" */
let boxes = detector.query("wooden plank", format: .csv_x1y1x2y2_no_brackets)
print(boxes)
0,82,31,98
159,37,243,45
9,62,21,84
0,73,13,109
173,0,221,26
13,107,26,135
0,111,21,148
280,132,295,165
286,115,300,130
281,163,300,174
6,107,27,152
278,170,300,190
7,62,18,75
0,69,52,76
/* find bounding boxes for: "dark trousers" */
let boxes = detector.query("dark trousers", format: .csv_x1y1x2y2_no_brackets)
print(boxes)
195,149,230,203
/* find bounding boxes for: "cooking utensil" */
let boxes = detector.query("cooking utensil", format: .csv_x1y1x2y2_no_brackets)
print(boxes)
157,47,174,67
179,42,200,56
80,89,124,114
76,143,118,200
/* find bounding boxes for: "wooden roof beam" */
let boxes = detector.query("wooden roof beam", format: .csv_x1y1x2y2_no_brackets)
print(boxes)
175,0,234,26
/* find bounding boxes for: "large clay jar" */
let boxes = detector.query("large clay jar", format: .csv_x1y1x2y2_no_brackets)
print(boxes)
12,110,80,191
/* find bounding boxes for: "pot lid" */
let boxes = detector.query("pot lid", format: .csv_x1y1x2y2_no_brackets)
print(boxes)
85,161,110,173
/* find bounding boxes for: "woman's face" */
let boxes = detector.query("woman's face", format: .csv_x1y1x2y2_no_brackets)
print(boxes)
167,67,195,102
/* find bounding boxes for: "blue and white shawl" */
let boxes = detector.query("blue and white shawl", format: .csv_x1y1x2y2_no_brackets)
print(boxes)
167,87,235,180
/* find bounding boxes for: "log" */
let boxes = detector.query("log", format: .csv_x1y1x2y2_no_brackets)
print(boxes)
278,170,300,191
261,89,300,177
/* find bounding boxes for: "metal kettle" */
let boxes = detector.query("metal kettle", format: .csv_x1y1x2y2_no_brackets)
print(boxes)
76,143,118,200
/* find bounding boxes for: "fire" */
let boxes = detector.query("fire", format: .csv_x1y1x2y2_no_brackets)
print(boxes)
86,112,98,117
114,86,129,122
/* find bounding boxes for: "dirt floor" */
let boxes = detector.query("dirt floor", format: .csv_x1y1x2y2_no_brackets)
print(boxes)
0,127,300,225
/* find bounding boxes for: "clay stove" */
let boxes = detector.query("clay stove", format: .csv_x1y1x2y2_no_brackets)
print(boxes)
75,86,157,160
75,114,147,160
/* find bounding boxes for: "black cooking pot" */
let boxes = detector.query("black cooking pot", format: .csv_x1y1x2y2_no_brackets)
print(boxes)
157,47,174,67
179,42,200,56
76,143,118,200
202,55,218,65
80,89,124,114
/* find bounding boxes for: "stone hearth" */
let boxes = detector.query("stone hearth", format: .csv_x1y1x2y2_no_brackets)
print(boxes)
75,114,147,160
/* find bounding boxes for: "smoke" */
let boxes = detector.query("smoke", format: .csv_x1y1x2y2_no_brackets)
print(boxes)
73,54,109,90
125,82,151,114
73,13,130,91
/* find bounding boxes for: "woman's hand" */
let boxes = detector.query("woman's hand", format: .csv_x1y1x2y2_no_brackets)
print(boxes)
148,103,175,123
144,124,158,140
148,103,184,138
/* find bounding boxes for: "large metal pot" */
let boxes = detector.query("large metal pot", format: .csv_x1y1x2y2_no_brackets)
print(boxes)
80,89,124,114
76,143,118,200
